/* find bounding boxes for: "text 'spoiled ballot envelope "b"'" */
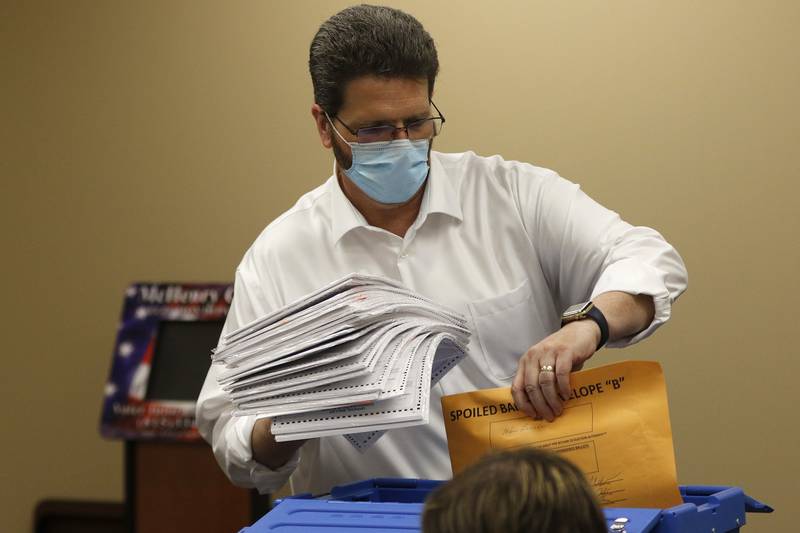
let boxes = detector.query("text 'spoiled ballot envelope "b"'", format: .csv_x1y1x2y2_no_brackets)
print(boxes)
441,360,683,509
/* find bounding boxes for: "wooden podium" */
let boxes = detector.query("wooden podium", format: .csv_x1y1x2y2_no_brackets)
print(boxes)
125,440,270,533
98,283,271,532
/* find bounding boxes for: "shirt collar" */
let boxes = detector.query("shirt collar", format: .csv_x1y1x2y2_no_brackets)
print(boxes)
329,162,369,244
329,152,463,245
423,152,464,222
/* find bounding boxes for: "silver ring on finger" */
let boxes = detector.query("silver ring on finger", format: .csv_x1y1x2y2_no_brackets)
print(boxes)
539,364,554,373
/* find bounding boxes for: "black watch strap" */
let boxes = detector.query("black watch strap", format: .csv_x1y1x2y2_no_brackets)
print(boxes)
586,305,609,350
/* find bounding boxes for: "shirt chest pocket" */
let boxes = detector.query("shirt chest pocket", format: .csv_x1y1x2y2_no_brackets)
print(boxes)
467,279,541,382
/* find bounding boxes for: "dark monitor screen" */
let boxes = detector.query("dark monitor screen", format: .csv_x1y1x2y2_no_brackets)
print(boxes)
146,320,224,402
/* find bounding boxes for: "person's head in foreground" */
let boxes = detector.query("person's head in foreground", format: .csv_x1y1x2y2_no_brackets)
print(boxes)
422,448,607,533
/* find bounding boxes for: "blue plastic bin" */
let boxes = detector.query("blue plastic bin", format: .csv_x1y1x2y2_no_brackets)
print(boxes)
241,478,772,533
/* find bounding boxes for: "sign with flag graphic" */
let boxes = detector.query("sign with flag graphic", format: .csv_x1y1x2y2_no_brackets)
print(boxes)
99,282,233,440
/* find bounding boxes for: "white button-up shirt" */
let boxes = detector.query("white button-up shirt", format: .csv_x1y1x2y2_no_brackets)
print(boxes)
196,151,687,495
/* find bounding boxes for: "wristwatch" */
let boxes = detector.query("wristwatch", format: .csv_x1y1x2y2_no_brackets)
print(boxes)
561,301,609,350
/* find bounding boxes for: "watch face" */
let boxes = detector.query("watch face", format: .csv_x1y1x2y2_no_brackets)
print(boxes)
563,301,593,319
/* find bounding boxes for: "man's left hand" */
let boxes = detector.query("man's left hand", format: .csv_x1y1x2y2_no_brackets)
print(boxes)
510,319,600,422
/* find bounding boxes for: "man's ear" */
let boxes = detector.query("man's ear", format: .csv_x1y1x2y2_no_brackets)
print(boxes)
311,104,333,149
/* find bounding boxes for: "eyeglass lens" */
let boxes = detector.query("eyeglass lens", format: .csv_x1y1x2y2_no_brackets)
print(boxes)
357,118,443,143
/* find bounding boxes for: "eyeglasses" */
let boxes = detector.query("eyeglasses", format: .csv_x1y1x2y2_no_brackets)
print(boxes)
329,100,445,144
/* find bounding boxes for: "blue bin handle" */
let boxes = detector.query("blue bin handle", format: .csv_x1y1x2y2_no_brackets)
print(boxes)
744,494,774,513
680,485,773,514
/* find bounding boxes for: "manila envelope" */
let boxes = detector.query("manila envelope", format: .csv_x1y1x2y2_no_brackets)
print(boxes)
441,360,682,508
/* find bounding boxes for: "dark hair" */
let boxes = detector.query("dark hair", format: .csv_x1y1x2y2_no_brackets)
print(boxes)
422,448,607,533
309,4,439,116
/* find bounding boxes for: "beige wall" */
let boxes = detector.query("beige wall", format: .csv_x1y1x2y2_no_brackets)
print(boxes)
2,1,798,531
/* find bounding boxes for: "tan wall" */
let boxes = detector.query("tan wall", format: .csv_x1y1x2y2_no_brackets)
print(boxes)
2,1,798,531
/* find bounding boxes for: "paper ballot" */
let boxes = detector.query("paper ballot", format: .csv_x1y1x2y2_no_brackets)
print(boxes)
212,273,470,450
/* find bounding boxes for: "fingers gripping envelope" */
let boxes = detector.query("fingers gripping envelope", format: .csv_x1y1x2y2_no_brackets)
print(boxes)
441,360,683,508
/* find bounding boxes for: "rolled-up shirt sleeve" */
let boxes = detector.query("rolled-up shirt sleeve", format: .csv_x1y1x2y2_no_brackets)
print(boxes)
195,259,300,493
514,164,688,347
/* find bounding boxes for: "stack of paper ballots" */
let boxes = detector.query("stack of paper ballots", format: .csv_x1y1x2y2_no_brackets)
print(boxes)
211,273,470,449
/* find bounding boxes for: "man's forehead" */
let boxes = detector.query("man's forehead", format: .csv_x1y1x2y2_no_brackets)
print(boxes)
338,76,430,120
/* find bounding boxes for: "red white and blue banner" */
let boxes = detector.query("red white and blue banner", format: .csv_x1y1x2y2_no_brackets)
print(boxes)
100,282,233,441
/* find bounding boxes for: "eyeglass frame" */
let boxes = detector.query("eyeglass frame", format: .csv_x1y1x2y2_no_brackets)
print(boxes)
327,100,446,143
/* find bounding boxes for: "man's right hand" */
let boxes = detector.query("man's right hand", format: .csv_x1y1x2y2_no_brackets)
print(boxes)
251,418,307,470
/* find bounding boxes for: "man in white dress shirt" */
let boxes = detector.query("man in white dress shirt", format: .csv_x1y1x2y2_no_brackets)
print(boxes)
196,4,687,495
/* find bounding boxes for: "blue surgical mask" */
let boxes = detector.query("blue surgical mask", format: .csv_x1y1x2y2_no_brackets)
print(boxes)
329,119,430,204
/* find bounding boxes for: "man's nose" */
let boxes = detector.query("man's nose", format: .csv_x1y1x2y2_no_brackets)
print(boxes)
392,124,411,140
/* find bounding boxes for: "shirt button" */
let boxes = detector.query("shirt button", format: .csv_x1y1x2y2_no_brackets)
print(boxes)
399,253,408,260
